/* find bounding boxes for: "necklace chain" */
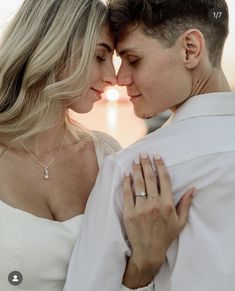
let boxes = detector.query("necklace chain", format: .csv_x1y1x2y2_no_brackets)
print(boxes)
20,129,66,180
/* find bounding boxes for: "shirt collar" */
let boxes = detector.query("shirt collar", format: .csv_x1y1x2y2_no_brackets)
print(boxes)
166,92,235,125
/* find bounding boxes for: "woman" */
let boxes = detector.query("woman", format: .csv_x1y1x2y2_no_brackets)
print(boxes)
0,0,194,290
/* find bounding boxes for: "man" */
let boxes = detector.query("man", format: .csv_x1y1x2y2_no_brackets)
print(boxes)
64,0,235,290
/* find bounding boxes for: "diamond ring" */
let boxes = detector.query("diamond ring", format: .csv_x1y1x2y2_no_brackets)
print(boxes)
135,191,147,197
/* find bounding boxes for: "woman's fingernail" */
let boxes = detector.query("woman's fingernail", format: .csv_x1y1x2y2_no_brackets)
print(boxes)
140,152,148,159
191,187,197,197
154,154,161,160
134,156,140,164
124,171,131,177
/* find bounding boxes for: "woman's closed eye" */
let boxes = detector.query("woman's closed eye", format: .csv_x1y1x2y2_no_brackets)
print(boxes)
96,55,106,62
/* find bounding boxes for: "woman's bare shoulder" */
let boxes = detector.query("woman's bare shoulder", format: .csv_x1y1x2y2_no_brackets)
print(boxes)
91,130,122,152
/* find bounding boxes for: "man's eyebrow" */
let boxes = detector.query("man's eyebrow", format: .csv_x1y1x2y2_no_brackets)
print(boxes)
97,43,113,53
117,48,138,56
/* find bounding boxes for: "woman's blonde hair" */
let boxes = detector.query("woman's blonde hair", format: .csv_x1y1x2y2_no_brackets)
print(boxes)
0,0,108,143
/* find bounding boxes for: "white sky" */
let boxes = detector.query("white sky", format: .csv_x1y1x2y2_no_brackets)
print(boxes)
0,0,22,25
0,0,234,87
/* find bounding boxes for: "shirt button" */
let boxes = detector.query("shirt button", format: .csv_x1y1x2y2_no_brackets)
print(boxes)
8,271,23,286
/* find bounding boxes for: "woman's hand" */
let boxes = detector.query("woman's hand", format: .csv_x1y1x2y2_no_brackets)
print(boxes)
122,154,196,289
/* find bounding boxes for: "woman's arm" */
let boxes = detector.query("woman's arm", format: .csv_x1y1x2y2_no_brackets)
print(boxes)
122,154,196,289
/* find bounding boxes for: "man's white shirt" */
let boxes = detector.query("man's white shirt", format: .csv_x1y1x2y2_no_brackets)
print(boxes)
64,92,235,291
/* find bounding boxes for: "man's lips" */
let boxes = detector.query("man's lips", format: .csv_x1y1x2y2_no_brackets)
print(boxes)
129,94,141,98
129,94,142,102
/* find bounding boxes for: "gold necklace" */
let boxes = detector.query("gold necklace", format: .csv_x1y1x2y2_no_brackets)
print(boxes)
20,129,66,180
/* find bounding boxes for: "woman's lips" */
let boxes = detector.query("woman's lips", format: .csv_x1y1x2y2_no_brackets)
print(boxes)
91,88,103,100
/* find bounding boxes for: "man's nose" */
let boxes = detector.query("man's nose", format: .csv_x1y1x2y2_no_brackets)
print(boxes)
117,69,132,87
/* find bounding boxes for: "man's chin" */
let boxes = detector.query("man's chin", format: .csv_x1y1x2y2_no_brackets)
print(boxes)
143,115,156,120
134,109,157,120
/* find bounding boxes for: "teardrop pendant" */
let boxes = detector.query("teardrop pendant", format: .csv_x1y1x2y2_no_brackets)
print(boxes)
43,167,49,180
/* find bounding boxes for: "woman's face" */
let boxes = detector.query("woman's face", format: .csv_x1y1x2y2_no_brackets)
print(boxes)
69,25,116,113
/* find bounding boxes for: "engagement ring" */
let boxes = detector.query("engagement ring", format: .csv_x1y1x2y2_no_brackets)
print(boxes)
135,191,147,197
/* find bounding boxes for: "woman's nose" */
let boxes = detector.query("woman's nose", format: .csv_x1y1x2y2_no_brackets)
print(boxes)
104,65,117,86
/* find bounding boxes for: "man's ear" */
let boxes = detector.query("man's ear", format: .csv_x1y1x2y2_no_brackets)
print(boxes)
181,29,205,69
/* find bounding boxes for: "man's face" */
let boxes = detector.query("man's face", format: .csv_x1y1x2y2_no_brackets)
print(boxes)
116,27,192,119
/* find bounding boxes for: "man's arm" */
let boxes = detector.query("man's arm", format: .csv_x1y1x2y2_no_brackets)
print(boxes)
64,155,129,291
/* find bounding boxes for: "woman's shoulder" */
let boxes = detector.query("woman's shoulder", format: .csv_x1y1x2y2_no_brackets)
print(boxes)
66,119,122,166
91,130,122,154
90,131,122,168
66,118,121,153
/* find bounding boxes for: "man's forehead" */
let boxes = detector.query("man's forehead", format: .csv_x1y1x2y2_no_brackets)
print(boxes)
116,28,145,55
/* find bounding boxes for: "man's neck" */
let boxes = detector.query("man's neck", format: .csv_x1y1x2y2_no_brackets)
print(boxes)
171,68,231,113
191,67,231,96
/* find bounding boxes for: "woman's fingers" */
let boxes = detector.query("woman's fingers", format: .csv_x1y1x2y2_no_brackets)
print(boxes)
123,172,135,212
139,153,159,199
122,154,196,277
176,187,196,229
153,155,173,204
153,155,196,225
129,154,195,228
132,157,147,206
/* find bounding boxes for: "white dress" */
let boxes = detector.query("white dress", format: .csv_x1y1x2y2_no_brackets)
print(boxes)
0,131,121,291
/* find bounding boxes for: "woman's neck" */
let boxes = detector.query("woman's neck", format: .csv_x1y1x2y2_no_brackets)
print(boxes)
0,119,68,159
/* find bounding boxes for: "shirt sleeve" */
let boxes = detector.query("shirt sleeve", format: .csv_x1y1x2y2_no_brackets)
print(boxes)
63,155,131,291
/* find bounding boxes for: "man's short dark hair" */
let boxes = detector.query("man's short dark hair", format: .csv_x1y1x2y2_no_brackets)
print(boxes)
108,0,229,67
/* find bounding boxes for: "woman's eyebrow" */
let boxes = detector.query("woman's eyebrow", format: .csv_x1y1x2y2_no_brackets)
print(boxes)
97,43,113,53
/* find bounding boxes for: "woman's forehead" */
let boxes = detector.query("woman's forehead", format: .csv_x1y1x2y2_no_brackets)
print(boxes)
97,25,115,51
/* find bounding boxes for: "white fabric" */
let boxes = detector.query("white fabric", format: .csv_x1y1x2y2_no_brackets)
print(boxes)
120,281,154,291
0,130,121,291
64,92,235,291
